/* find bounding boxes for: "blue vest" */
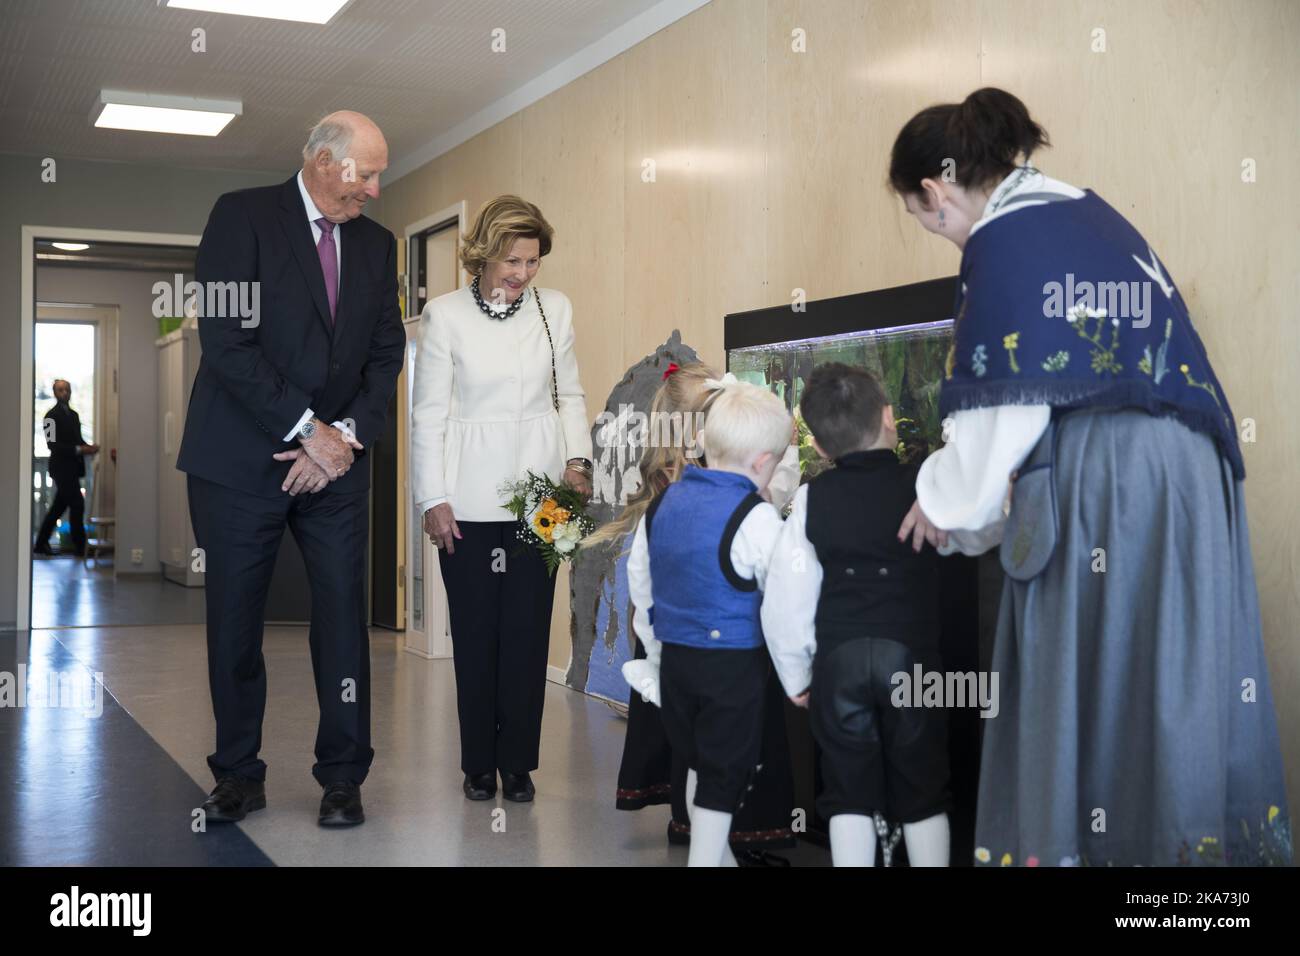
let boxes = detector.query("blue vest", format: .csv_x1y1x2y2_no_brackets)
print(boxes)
646,468,765,650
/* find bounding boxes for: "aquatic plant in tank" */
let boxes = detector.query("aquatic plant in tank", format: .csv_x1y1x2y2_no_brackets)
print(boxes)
728,319,953,478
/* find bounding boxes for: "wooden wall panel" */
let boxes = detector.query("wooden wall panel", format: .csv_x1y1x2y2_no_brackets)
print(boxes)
765,0,982,306
519,59,628,671
622,0,769,373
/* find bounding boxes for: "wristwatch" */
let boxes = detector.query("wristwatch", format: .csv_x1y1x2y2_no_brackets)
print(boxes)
298,419,317,441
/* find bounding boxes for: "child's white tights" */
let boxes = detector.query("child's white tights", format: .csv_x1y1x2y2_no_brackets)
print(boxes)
685,768,738,867
830,812,950,867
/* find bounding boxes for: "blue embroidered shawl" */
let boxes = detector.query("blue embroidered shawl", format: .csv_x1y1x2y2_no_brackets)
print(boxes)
940,190,1245,479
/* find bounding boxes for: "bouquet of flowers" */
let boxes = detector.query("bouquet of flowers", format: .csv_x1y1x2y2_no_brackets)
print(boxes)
499,470,596,576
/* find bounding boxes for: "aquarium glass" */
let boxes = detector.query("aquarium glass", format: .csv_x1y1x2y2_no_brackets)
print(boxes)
729,319,953,479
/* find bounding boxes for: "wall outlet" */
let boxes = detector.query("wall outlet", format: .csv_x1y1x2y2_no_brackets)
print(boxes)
131,548,144,565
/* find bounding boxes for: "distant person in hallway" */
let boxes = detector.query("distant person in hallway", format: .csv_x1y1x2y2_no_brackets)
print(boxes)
177,111,405,828
411,195,593,804
33,378,97,557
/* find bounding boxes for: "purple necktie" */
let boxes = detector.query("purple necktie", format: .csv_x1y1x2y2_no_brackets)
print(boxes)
315,217,338,322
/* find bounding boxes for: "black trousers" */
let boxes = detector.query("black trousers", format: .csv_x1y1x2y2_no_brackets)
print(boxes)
36,471,86,553
810,636,951,823
437,521,557,775
659,643,768,813
188,474,373,787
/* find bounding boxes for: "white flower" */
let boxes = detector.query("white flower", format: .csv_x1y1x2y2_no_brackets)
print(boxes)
552,521,583,554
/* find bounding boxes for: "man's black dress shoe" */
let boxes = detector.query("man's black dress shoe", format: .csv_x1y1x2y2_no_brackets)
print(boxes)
463,772,496,800
500,771,535,803
202,775,266,824
318,781,365,827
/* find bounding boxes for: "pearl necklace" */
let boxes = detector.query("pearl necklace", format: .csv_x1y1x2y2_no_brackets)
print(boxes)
471,274,527,320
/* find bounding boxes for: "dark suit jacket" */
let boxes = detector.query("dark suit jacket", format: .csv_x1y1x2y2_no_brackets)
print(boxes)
177,174,405,497
44,403,87,481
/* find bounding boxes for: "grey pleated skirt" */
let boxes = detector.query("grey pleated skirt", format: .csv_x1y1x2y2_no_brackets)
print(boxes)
974,408,1292,866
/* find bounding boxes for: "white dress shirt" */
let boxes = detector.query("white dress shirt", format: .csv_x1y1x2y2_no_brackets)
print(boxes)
760,482,820,697
283,170,353,443
411,284,592,521
766,444,801,512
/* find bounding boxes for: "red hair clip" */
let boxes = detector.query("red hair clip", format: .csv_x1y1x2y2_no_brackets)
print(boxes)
662,362,680,380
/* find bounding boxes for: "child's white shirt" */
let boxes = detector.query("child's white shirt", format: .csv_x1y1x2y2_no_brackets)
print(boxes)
760,483,821,698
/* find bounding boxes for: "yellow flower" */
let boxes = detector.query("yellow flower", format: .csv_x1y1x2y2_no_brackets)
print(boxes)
531,498,570,544
1180,363,1189,373
1003,332,1019,350
1269,805,1280,823
1000,852,1013,867
974,847,991,863
543,499,571,525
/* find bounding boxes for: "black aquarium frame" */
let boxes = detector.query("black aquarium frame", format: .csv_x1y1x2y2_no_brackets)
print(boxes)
724,274,998,866
724,275,957,352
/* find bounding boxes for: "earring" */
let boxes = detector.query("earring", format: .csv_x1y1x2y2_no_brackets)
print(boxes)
938,209,946,228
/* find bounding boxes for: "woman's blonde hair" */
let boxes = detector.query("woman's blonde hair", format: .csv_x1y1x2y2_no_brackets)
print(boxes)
459,195,554,277
585,361,720,549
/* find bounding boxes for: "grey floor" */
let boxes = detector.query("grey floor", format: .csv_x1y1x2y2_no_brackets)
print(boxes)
31,556,207,629
12,622,831,866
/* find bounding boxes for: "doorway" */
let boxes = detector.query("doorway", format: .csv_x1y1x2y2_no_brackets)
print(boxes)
25,235,212,630
31,307,116,582
388,203,466,657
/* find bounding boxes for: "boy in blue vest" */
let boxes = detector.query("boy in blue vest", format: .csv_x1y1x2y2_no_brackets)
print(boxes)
762,362,951,866
624,376,792,867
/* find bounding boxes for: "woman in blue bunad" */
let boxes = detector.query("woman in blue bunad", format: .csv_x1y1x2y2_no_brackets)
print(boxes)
891,87,1292,867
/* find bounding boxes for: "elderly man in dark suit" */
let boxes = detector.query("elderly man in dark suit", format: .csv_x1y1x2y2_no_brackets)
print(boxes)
178,111,405,827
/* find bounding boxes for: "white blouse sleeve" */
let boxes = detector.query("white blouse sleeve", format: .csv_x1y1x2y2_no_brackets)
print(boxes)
626,515,659,666
765,444,801,512
410,300,453,515
915,404,1051,555
760,484,820,697
549,292,593,464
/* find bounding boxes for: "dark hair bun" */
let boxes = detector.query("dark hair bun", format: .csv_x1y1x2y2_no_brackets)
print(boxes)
889,87,1049,198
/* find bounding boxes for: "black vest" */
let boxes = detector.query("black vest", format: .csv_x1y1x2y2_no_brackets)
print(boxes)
805,449,940,647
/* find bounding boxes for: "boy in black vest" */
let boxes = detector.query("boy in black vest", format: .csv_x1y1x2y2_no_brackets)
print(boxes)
761,362,951,866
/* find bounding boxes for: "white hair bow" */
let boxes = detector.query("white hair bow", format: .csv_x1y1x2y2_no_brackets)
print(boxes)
702,372,739,391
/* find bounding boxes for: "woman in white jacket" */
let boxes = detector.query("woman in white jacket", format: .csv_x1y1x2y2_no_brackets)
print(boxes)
411,195,593,803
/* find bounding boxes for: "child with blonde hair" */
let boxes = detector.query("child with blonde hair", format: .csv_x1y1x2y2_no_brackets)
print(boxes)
624,377,793,866
603,363,798,861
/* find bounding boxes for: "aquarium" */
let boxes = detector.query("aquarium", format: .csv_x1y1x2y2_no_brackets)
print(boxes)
725,276,958,479
729,318,952,476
